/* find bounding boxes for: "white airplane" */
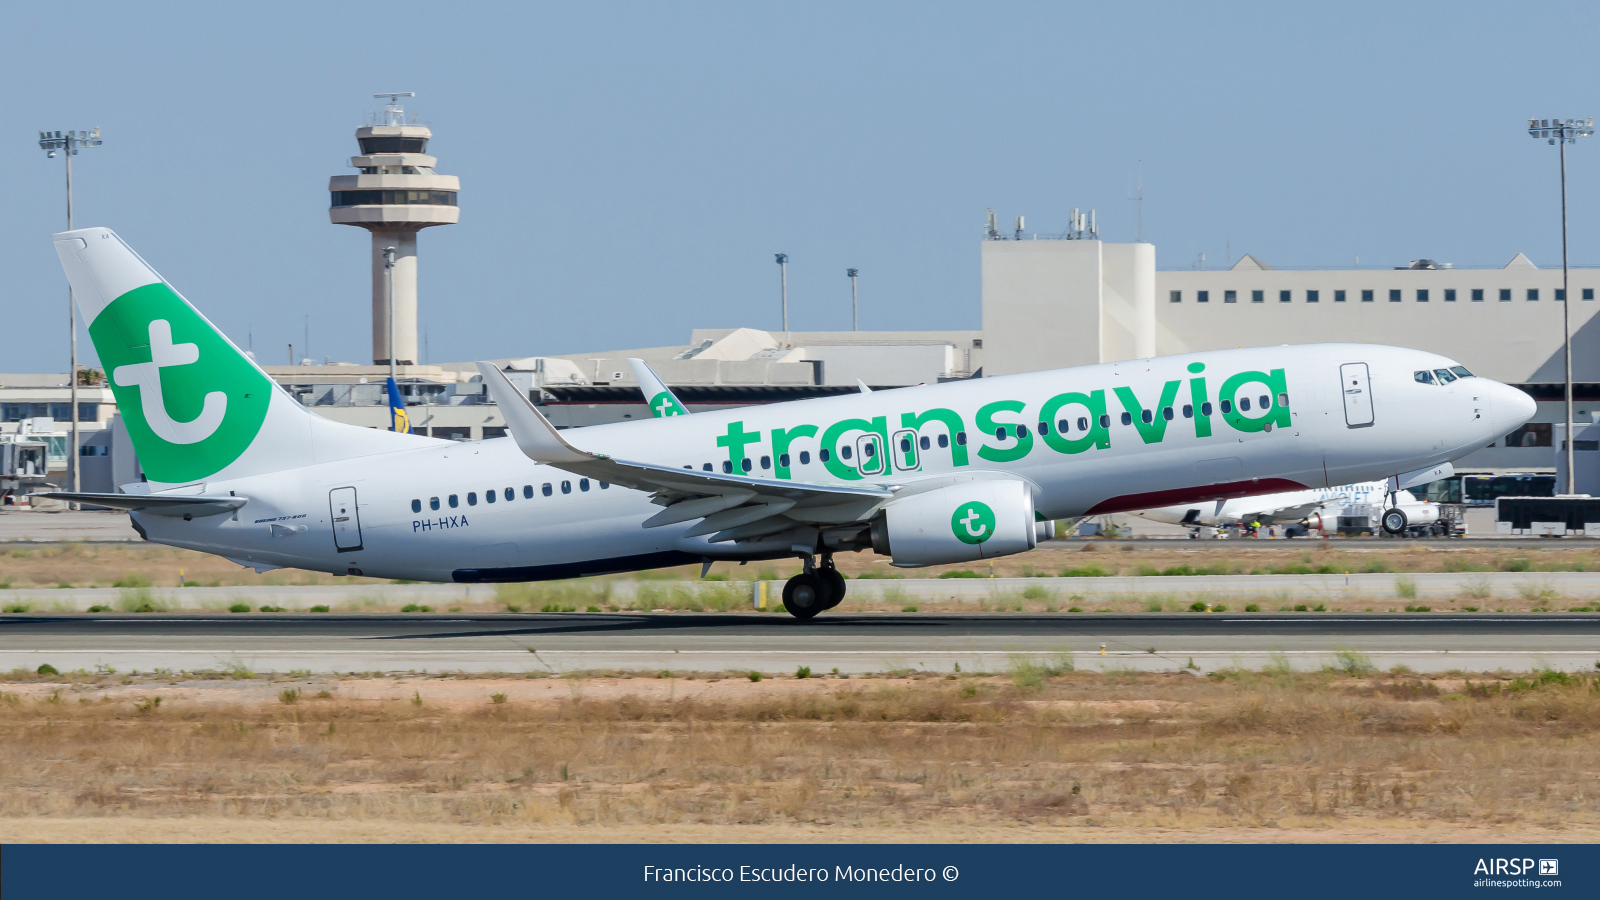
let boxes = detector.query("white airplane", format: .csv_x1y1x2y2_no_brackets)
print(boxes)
1132,480,1444,537
44,227,1535,619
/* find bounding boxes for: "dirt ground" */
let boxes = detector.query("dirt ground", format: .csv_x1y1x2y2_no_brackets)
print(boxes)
5,539,1600,590
2,668,1597,843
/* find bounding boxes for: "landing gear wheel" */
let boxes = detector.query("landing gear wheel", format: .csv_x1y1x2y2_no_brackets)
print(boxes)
819,568,846,609
783,573,827,620
1381,508,1408,536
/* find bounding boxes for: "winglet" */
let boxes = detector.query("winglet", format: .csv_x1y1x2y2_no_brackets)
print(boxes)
629,358,689,417
856,379,873,394
474,362,593,464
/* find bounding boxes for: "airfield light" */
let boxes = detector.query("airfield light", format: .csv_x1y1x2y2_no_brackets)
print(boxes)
37,127,104,501
1527,116,1593,494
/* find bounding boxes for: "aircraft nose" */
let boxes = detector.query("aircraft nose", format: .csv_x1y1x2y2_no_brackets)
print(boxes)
1487,380,1537,431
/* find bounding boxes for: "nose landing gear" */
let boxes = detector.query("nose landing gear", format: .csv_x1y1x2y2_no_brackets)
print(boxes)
783,552,847,620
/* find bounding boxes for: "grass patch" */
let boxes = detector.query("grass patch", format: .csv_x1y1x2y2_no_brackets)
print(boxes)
1008,653,1075,691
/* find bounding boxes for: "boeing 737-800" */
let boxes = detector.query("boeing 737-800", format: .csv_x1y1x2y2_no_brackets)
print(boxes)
44,228,1536,619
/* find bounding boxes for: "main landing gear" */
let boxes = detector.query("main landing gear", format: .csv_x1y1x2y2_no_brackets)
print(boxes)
783,553,846,621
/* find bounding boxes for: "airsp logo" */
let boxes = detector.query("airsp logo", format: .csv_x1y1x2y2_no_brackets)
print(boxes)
90,282,271,483
650,391,688,417
951,501,996,544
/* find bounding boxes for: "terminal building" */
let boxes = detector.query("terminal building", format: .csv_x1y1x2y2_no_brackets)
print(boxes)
3,97,1588,501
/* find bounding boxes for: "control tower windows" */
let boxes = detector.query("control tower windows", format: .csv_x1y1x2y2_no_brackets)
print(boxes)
1528,289,1540,301
331,190,457,207
1472,289,1484,301
358,136,428,154
1500,289,1512,301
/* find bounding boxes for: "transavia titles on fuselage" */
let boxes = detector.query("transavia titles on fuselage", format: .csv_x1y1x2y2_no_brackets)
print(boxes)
45,228,1536,619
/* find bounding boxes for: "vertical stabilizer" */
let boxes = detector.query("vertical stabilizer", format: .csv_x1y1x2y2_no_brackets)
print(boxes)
628,358,689,417
54,227,424,489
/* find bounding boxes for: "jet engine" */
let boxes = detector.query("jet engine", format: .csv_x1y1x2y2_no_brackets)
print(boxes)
870,480,1037,566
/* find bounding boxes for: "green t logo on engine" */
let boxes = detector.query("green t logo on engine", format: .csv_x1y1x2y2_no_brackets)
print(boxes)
951,501,996,544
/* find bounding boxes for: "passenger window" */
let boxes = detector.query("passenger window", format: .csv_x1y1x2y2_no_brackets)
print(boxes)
995,426,1008,440
1414,370,1435,384
760,455,771,469
1277,393,1289,407
1037,421,1049,435
780,453,790,468
1259,395,1270,408
1057,419,1069,433
411,499,421,513
580,479,590,491
600,482,609,489
504,488,513,501
1140,410,1153,424
820,449,831,462
1098,415,1110,428
741,458,752,472
1120,412,1133,426
841,445,853,460
956,432,967,445
467,492,477,506
523,485,533,499
936,434,948,448
1239,398,1251,411
800,450,811,464
1077,417,1088,432
722,460,733,473
1434,369,1457,384
899,437,911,452
430,497,440,510
1182,405,1193,418
449,494,459,508
703,463,713,471
542,483,552,496
1017,425,1029,439
485,490,495,503
1220,400,1232,414
1201,402,1213,416
561,481,572,494
919,436,930,451
1162,407,1174,421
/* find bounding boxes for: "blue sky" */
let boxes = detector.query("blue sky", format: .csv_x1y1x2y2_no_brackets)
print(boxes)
4,2,1598,371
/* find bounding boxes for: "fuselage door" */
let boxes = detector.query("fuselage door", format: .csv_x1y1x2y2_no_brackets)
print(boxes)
330,486,363,552
891,429,920,471
855,433,885,476
1340,363,1375,428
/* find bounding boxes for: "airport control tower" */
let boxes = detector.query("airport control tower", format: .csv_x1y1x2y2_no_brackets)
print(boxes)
329,93,459,366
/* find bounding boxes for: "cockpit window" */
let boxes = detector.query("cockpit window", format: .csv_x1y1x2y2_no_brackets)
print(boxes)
1449,366,1474,378
1434,368,1458,384
1414,370,1435,385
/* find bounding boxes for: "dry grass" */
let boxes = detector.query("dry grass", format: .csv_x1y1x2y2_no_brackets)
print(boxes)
6,540,1600,592
1,669,1598,841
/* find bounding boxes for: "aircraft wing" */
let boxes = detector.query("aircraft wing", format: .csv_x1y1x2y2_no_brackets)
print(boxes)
34,491,246,518
478,363,892,540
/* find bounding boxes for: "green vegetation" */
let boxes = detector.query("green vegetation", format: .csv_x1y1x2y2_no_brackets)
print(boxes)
795,666,811,679
1060,565,1110,578
309,605,330,613
1244,603,1261,612
938,570,982,579
35,664,57,676
746,671,762,682
228,603,250,613
400,604,434,613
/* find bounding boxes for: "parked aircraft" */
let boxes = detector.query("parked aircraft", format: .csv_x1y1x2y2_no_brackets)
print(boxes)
1132,479,1445,537
43,227,1535,618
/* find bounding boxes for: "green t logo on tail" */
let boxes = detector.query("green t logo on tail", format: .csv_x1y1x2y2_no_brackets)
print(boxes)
89,282,270,483
951,501,996,544
649,391,688,417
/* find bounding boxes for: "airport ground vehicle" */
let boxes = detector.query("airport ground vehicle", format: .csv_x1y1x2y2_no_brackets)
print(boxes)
44,227,1535,618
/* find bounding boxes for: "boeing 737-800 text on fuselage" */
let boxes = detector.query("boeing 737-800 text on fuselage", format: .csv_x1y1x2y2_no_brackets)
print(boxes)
45,228,1536,618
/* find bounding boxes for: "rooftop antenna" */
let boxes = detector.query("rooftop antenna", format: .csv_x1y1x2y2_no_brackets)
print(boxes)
372,92,416,126
1130,160,1143,242
985,209,1000,240
1014,215,1025,241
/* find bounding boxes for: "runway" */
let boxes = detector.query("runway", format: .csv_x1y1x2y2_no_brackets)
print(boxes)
2,612,1596,675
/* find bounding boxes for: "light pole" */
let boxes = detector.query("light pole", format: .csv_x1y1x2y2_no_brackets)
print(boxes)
37,128,102,499
774,253,789,337
383,246,398,381
846,268,859,331
1528,116,1594,494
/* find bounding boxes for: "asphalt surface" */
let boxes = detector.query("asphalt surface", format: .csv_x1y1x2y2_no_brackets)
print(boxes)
2,612,1597,675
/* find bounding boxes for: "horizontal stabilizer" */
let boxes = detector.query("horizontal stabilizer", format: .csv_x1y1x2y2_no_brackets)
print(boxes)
35,491,246,518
